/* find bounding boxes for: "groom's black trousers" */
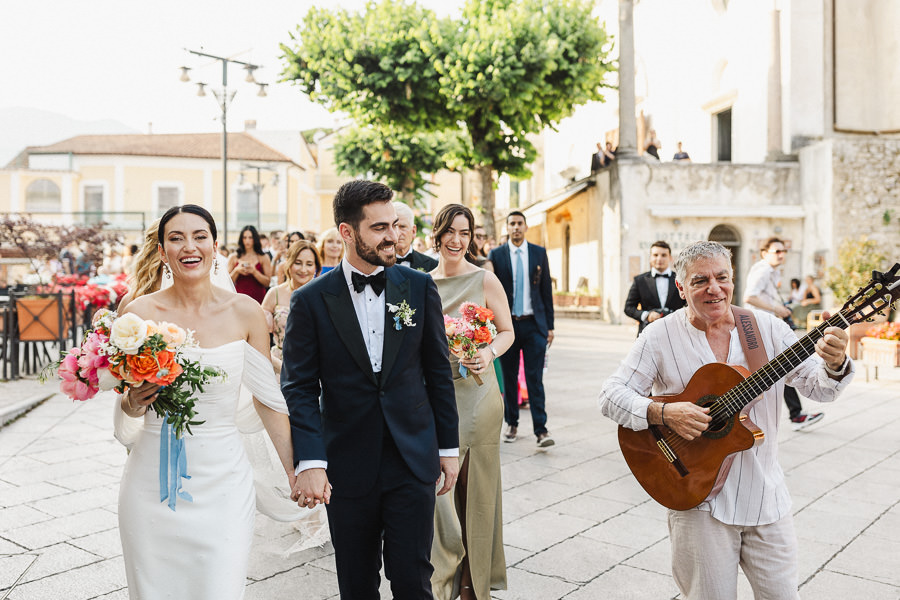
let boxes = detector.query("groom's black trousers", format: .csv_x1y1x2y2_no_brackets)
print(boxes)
325,424,436,599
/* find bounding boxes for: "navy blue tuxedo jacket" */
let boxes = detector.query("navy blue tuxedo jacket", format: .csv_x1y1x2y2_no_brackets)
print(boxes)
487,243,554,338
280,264,458,498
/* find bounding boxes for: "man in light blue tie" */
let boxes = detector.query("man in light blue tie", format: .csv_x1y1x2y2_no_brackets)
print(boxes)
486,211,555,447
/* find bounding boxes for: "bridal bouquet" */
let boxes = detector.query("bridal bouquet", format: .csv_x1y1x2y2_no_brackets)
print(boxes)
443,302,497,385
44,310,222,438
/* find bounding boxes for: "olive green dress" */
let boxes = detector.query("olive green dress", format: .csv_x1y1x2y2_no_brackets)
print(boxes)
431,270,507,599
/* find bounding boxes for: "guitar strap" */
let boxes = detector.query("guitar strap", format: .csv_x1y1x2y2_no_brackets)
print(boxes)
731,306,768,373
708,306,769,500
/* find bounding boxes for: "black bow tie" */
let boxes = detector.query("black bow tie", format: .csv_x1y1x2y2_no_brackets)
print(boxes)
351,270,386,295
654,272,670,278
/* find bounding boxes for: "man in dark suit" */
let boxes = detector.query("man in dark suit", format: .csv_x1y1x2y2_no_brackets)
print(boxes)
487,211,555,448
281,180,459,599
623,240,686,336
393,201,438,272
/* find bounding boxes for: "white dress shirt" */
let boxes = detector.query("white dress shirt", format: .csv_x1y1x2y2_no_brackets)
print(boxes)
508,240,533,316
743,260,782,314
641,268,673,322
599,309,854,526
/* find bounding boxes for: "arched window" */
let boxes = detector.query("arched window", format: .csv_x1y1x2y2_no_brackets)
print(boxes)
25,179,61,212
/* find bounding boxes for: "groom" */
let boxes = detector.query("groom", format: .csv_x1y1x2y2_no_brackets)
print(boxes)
281,179,459,599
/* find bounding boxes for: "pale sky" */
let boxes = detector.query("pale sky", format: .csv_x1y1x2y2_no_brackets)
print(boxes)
2,0,462,137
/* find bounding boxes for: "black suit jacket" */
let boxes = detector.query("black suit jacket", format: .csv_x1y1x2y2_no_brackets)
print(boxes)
487,243,554,338
398,249,438,272
280,264,458,498
623,271,685,334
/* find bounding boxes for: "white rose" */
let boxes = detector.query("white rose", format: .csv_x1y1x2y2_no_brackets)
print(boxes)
109,313,150,355
97,368,119,391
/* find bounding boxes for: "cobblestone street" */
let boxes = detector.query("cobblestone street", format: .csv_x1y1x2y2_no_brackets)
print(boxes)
1,318,899,599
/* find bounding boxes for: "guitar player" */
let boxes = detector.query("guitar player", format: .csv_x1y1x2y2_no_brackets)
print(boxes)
600,240,853,600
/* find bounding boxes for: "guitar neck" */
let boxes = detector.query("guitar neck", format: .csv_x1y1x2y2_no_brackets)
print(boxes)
723,311,849,414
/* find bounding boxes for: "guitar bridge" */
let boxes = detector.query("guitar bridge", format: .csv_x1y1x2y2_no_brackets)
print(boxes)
650,425,689,477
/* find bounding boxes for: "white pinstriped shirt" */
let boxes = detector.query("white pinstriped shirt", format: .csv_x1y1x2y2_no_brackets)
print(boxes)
600,308,854,526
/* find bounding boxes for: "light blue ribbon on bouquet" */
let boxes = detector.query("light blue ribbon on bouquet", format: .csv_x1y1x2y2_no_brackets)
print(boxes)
159,414,192,511
458,363,469,379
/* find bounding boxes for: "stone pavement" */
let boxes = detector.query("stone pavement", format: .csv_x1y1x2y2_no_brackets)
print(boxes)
1,318,899,599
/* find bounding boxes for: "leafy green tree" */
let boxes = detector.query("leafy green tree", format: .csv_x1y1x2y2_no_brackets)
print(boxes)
281,0,614,237
333,126,469,205
825,236,888,302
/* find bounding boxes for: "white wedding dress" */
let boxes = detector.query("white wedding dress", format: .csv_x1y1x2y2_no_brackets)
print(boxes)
115,340,318,599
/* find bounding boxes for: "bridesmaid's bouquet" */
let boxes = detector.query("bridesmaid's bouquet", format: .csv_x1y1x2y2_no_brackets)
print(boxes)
43,309,222,438
443,302,497,385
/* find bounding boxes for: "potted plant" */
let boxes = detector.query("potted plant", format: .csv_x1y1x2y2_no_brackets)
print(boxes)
859,322,900,367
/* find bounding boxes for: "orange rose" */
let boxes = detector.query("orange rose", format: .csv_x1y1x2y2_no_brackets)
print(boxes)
475,307,494,322
125,349,182,386
147,350,182,386
473,326,492,344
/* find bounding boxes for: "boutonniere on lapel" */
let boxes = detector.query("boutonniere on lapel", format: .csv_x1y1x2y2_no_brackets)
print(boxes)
387,300,416,330
532,264,542,286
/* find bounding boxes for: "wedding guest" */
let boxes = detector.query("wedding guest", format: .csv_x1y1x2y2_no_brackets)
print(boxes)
645,128,662,160
672,141,691,162
277,232,307,284
789,275,823,328
317,227,343,274
429,204,513,600
412,237,428,254
122,243,139,275
472,225,489,266
788,278,804,304
262,240,321,374
115,204,298,598
228,225,272,304
393,201,438,271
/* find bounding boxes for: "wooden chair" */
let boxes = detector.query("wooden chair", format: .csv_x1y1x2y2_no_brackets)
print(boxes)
12,292,68,378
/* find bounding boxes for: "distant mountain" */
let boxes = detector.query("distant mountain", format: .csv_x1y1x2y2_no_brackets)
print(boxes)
0,107,138,167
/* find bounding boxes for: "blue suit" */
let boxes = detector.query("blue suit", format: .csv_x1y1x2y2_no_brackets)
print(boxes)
487,243,554,436
281,264,458,599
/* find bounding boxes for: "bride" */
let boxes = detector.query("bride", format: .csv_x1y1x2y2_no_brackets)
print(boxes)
115,205,296,599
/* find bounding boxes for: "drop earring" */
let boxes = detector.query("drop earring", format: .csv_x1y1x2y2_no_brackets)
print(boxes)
214,258,219,275
163,263,172,280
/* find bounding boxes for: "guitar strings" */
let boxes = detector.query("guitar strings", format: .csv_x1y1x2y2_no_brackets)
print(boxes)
660,311,846,454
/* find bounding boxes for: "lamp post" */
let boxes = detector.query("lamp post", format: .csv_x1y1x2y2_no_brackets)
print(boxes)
179,50,268,247
238,163,278,232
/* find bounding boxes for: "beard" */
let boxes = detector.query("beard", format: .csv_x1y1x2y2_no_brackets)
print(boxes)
354,234,396,268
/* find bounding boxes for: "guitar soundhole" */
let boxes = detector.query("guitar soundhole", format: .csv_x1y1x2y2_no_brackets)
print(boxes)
696,394,733,440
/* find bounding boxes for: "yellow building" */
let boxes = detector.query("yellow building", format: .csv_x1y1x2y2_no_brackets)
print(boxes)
0,132,313,248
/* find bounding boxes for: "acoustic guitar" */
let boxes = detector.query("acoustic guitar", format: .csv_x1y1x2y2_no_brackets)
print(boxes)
618,264,900,511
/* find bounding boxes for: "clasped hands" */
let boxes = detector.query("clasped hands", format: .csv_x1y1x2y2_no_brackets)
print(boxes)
291,459,459,508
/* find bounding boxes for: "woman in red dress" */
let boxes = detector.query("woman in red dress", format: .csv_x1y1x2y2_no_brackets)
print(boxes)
228,225,273,304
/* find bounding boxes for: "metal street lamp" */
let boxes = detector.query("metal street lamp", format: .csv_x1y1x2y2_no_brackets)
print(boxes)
179,49,268,248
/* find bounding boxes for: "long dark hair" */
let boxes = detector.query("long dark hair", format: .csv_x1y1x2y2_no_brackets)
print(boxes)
237,225,264,258
432,203,478,264
158,205,218,247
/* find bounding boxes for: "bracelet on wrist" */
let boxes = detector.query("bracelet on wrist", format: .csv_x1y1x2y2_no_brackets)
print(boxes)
824,356,849,377
660,402,667,427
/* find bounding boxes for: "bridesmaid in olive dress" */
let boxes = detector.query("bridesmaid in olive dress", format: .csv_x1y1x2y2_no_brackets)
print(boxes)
428,204,514,600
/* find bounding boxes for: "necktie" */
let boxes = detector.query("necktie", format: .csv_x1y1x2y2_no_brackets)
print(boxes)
351,270,386,296
513,248,525,316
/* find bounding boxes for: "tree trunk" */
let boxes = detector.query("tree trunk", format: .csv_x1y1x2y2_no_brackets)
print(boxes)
476,165,496,240
399,176,416,206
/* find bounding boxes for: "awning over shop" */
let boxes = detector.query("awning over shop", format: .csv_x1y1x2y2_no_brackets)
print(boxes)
522,179,592,223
